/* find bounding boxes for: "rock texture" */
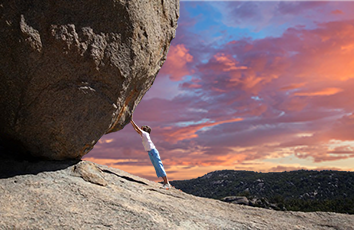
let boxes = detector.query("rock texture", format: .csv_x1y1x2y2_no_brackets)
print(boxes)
222,196,250,206
1,160,354,230
0,0,179,160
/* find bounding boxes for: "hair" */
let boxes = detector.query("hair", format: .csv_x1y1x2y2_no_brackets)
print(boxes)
142,125,152,134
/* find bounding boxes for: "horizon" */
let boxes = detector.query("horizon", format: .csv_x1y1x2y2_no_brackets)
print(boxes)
170,168,354,182
84,1,354,182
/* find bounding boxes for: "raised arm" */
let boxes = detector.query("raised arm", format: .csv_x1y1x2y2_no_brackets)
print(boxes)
130,119,142,136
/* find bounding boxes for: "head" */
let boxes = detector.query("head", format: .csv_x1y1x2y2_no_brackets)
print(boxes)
141,125,152,134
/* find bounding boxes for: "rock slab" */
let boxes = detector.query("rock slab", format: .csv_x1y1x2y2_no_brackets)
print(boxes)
1,160,354,230
0,0,179,160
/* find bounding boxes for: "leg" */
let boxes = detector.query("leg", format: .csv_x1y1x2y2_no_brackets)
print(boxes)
162,176,169,185
148,149,167,179
148,149,170,188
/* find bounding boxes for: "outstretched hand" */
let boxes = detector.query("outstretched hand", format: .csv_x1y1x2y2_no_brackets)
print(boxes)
130,118,142,136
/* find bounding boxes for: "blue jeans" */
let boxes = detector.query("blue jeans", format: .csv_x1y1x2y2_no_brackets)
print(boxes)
148,149,167,178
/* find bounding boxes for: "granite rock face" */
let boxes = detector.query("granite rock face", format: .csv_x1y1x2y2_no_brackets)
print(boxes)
1,160,354,230
0,0,179,160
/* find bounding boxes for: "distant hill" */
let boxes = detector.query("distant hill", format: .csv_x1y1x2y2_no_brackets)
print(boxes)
170,170,354,214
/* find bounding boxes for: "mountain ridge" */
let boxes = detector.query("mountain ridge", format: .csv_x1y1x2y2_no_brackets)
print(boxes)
170,169,354,214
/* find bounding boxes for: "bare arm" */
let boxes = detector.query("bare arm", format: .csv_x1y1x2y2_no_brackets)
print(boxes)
130,119,142,136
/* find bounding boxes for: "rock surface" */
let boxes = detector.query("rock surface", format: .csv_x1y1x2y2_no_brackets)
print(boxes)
221,196,286,211
0,0,179,160
1,160,354,230
222,196,250,206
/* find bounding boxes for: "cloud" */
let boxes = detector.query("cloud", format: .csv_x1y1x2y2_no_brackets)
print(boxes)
331,10,344,15
280,83,306,91
180,16,354,166
276,2,326,15
212,2,277,30
326,113,354,141
216,2,354,33
294,87,343,96
180,77,203,89
157,118,243,143
214,53,248,71
294,145,354,163
158,44,194,82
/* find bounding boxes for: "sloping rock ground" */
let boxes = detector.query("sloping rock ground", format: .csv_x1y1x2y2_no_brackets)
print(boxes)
1,160,353,230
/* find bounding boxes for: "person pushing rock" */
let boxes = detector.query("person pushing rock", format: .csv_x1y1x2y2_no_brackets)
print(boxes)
130,118,171,189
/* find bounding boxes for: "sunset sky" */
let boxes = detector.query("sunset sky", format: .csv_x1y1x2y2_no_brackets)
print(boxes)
84,1,354,181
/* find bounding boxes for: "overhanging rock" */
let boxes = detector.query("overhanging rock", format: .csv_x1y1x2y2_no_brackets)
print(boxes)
0,0,179,160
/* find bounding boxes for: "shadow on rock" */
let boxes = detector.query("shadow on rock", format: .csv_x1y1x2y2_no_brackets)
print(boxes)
0,152,79,179
0,159,79,179
0,140,80,178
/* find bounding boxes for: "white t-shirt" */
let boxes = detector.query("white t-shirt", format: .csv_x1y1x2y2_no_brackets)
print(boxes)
141,130,156,151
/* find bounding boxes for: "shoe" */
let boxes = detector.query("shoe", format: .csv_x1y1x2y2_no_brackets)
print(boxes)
160,183,171,189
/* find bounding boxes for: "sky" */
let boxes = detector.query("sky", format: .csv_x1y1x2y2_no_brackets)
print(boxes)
84,1,354,182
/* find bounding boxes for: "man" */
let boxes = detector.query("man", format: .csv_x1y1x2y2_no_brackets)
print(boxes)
130,118,171,189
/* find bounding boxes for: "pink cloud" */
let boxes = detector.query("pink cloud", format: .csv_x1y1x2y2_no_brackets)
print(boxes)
294,87,343,96
159,44,194,81
276,2,326,15
157,118,243,143
280,83,306,91
331,10,344,15
326,113,354,141
294,146,353,163
213,53,247,71
180,77,203,89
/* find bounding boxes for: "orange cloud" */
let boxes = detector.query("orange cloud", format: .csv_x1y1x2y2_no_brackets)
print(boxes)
294,87,343,96
242,74,263,89
341,43,354,52
181,82,202,89
291,138,354,163
160,44,194,81
331,9,344,15
289,23,354,81
214,53,247,71
159,118,243,143
280,83,306,91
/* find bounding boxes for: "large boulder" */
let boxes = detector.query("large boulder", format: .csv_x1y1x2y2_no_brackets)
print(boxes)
0,0,179,160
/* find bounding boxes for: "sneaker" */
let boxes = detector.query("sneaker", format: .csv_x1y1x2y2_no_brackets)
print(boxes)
160,183,171,189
